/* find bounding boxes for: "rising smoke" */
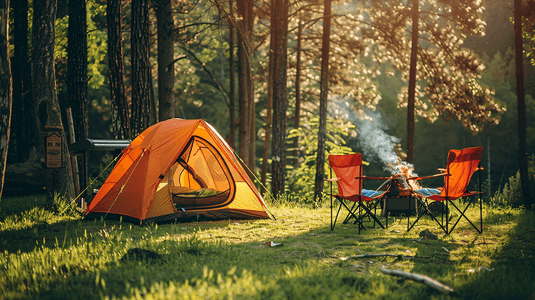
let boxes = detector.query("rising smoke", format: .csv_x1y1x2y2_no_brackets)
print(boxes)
329,96,414,175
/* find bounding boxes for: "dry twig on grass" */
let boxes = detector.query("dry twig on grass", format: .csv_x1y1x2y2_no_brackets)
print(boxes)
340,253,413,261
380,266,454,293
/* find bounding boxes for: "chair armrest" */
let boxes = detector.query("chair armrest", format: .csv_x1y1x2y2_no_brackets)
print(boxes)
326,178,340,182
437,168,446,172
355,176,392,180
407,173,449,181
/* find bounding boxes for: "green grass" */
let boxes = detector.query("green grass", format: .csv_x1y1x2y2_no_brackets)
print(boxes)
1,195,534,299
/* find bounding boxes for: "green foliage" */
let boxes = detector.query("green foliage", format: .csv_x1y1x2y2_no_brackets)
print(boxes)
285,116,356,203
87,0,108,89
479,51,535,197
490,155,535,208
52,194,80,218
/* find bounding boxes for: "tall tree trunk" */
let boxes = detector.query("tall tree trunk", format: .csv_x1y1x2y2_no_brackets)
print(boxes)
406,0,419,164
155,0,175,121
0,0,12,200
270,0,289,197
247,0,255,172
237,0,251,167
293,20,303,166
228,0,236,149
149,61,158,124
313,0,331,205
32,0,74,203
68,0,88,193
11,0,33,163
260,26,274,194
108,0,130,139
131,0,152,137
514,0,532,209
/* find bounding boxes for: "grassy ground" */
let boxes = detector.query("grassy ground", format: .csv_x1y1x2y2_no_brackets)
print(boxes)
0,195,534,299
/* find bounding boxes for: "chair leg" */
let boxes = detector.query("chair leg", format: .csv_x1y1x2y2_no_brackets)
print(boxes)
385,198,388,229
446,199,449,234
337,199,366,230
342,202,358,224
408,197,447,233
352,201,385,230
331,198,346,230
447,196,482,234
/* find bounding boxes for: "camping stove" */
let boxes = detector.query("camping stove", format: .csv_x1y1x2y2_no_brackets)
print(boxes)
376,174,418,216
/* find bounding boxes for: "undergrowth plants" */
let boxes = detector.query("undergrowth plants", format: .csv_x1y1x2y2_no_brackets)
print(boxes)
1,195,534,299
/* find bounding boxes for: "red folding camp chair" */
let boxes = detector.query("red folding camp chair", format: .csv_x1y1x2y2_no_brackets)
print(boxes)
407,147,484,234
327,154,389,233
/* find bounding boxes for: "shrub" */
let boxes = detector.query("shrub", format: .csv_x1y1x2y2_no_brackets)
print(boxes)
285,116,355,205
490,154,535,208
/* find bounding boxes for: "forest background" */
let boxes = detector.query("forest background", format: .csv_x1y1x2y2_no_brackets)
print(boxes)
0,0,534,207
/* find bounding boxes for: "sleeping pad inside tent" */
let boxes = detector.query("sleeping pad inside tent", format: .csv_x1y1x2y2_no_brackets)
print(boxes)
85,119,272,224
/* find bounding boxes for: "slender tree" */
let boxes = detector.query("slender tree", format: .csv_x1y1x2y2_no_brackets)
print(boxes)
514,0,532,209
68,0,88,190
0,0,12,200
107,0,130,140
261,20,275,193
292,20,303,166
131,0,152,137
154,0,176,121
10,0,33,163
246,0,255,170
271,0,289,197
237,0,252,167
228,0,236,149
406,0,418,164
313,0,331,205
32,0,75,203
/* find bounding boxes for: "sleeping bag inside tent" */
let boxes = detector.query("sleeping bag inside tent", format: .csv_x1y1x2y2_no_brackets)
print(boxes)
85,119,272,223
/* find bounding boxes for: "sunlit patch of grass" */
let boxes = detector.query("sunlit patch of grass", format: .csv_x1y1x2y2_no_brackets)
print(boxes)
0,195,534,299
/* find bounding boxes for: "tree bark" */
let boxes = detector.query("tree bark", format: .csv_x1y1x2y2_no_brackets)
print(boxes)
406,0,419,164
155,0,175,122
68,0,88,144
0,0,13,200
131,0,152,137
68,0,88,192
31,0,75,203
228,0,236,149
237,0,251,167
514,0,532,209
313,0,331,205
247,0,255,172
11,0,33,163
270,0,289,197
107,0,130,139
260,26,274,194
293,20,303,166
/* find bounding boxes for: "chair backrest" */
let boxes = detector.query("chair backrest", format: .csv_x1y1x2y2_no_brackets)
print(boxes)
328,154,363,197
441,146,483,198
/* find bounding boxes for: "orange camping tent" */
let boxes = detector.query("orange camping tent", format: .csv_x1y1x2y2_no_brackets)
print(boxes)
85,119,272,224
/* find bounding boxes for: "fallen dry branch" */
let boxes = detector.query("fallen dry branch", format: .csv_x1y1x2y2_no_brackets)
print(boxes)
380,266,454,293
340,253,415,261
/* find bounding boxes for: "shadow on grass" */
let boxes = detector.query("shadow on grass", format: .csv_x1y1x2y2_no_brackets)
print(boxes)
23,221,395,299
455,210,535,300
0,219,80,253
2,215,463,299
3,200,529,299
